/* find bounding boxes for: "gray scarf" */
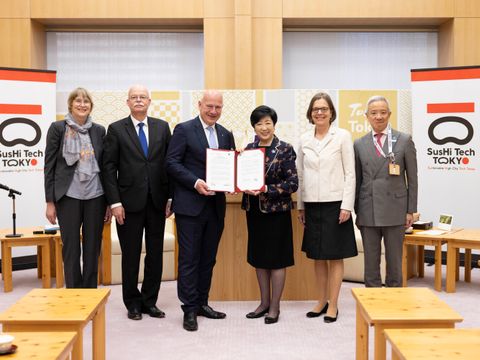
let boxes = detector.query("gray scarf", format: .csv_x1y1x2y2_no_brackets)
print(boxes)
62,113,100,181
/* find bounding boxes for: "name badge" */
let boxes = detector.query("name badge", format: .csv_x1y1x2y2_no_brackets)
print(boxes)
389,163,400,176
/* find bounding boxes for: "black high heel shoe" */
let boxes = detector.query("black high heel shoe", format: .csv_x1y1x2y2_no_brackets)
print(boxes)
264,310,280,324
246,307,269,319
324,310,338,323
306,302,329,318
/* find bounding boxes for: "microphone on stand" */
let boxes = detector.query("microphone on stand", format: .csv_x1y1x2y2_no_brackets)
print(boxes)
0,183,22,195
1,183,23,237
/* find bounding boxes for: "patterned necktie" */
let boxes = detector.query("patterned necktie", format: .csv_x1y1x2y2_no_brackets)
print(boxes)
138,122,148,157
207,126,218,149
374,133,383,157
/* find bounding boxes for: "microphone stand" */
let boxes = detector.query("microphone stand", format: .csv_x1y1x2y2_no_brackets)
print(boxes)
5,189,22,238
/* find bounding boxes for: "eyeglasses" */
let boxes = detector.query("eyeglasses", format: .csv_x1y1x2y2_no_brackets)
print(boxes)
312,107,330,114
129,95,148,101
73,98,91,105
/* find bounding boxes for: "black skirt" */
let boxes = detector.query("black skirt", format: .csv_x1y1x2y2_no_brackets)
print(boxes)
246,196,294,269
302,201,358,260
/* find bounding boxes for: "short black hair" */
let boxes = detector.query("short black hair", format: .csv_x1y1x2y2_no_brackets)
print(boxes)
250,105,278,127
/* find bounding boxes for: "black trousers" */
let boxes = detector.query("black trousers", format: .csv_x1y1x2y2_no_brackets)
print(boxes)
55,195,105,288
176,198,224,313
117,196,166,310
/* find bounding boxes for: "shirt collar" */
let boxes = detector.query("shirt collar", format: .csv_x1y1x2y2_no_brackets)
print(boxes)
199,115,215,130
131,115,148,128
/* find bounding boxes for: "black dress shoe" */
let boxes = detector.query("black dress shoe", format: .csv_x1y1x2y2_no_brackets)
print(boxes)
246,307,269,319
127,307,142,320
197,305,226,319
183,311,198,331
306,302,329,318
142,305,165,318
264,310,280,324
324,310,338,323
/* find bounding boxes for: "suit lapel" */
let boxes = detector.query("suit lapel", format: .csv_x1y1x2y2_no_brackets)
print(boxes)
124,117,146,158
391,129,400,152
318,127,334,153
147,117,157,159
88,125,101,164
194,117,209,149
363,132,388,178
216,124,230,150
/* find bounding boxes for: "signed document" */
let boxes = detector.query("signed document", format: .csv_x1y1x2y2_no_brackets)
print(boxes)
236,149,264,191
206,148,265,192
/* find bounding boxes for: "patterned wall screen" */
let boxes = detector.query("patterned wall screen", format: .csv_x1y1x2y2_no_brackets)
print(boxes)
56,89,412,149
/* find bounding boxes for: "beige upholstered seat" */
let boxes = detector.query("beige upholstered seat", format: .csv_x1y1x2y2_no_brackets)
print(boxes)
109,217,177,284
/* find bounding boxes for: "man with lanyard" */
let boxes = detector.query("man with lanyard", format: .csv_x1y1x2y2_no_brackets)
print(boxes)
354,95,418,287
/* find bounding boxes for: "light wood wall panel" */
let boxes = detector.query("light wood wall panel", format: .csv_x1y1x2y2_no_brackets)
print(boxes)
30,0,203,19
253,0,282,18
0,19,31,68
204,0,233,18
438,19,455,67
451,18,480,65
283,0,454,18
204,18,235,89
30,20,46,69
0,0,30,18
252,18,282,89
235,0,251,16
234,15,252,88
455,0,480,17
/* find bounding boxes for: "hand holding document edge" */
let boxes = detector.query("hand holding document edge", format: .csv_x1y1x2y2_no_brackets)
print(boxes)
206,148,265,193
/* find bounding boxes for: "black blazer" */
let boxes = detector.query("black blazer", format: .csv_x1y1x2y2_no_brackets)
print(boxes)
102,116,171,212
165,116,235,217
44,120,105,203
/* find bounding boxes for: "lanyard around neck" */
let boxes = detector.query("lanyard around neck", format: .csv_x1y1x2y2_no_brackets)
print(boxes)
372,124,393,159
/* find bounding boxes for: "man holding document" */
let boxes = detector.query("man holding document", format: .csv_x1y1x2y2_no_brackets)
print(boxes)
166,90,235,331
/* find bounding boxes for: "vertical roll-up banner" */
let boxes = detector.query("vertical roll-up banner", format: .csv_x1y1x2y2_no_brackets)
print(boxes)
0,68,56,256
411,66,480,228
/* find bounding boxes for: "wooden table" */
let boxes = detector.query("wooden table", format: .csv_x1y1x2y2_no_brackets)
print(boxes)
0,331,77,359
0,227,63,292
446,228,480,293
402,228,461,291
351,287,463,360
0,288,110,360
384,328,480,360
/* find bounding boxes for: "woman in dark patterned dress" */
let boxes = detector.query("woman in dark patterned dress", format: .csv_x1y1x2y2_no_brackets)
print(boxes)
241,105,298,324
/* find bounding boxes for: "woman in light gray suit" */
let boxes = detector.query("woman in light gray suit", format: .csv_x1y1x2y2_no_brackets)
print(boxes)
297,92,357,323
44,87,110,288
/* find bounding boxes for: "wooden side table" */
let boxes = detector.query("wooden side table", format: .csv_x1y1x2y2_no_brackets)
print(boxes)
0,288,111,360
37,235,64,288
0,227,61,292
1,331,77,360
352,287,463,360
402,228,461,291
445,229,480,293
384,328,480,360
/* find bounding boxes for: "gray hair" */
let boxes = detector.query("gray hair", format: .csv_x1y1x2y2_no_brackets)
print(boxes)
365,95,391,114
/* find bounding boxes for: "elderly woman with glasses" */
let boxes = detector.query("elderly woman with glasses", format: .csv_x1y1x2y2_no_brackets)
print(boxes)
297,92,357,323
44,87,110,288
